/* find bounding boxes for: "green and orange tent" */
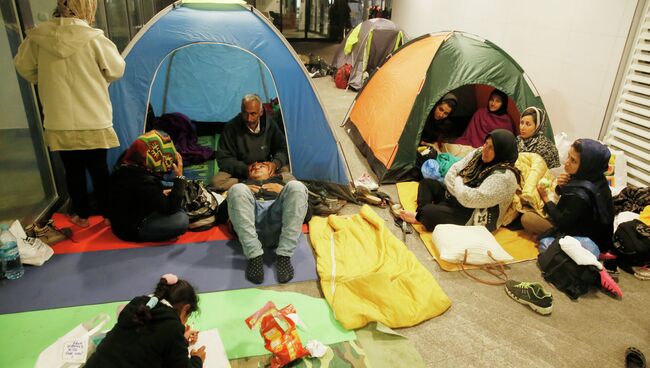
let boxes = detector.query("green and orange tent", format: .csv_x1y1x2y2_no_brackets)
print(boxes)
344,31,554,183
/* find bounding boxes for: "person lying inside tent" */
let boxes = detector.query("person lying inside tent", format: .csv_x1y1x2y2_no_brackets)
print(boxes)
212,94,290,191
516,106,560,169
455,88,515,148
226,162,310,284
106,130,189,242
420,93,458,147
522,139,614,253
399,129,520,232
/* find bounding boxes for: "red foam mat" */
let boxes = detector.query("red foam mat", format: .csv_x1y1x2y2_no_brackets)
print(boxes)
50,213,308,254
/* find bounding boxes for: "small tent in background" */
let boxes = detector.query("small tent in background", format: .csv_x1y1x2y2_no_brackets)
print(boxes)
109,0,351,190
344,31,554,183
331,18,406,90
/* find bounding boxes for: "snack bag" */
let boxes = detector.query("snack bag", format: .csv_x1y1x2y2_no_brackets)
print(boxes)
245,301,309,368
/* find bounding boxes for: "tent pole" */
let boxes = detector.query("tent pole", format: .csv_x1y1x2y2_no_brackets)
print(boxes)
161,50,177,114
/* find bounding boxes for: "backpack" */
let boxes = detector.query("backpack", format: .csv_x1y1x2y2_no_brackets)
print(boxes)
537,237,600,300
183,180,219,231
334,64,352,89
613,219,650,268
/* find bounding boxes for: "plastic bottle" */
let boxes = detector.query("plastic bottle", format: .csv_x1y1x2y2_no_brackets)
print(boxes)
0,224,24,279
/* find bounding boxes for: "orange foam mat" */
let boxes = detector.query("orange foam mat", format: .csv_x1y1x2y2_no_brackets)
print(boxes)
396,182,538,271
50,213,308,254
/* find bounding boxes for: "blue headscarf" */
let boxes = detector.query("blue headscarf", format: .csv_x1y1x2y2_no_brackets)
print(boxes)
563,139,614,225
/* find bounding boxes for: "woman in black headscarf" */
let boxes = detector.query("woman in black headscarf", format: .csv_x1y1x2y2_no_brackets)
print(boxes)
401,129,520,232
522,139,614,252
455,88,515,148
420,93,459,146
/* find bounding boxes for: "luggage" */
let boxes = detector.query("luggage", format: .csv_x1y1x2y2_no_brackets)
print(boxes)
613,219,650,268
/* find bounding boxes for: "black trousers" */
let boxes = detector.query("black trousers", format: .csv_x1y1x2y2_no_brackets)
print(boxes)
59,149,110,219
416,178,473,232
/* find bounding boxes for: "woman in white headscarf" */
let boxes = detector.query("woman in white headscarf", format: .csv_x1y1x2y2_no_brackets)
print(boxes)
516,107,560,168
14,0,125,228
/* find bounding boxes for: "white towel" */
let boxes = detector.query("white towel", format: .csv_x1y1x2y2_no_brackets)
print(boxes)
559,236,603,270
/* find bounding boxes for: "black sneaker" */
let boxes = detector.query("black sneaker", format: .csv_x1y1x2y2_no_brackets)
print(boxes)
504,280,553,315
276,256,294,284
245,255,264,284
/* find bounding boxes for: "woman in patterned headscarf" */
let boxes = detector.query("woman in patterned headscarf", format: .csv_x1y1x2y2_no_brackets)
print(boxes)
107,131,189,242
516,107,560,168
14,0,125,228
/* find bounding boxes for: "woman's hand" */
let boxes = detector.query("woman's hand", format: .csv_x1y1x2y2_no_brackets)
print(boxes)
172,152,184,177
190,346,206,362
556,173,570,187
537,184,549,202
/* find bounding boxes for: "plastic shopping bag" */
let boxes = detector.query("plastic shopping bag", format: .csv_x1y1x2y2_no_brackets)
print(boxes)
9,220,53,266
35,314,110,368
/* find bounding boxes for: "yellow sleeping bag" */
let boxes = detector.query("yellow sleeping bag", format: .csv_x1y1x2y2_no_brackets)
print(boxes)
309,205,451,329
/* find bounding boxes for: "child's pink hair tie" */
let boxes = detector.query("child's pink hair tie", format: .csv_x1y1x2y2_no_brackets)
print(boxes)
162,273,178,285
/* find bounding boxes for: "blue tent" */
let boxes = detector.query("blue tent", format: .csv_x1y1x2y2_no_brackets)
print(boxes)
109,0,350,186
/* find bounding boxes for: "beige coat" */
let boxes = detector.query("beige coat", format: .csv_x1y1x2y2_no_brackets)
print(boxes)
14,18,125,132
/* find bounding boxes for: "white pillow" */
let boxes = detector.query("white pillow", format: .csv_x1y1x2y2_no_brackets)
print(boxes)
432,224,513,265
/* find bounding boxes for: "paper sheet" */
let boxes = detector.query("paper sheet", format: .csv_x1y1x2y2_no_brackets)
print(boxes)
191,328,230,368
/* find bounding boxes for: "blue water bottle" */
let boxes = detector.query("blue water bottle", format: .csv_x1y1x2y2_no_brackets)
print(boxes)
0,224,24,280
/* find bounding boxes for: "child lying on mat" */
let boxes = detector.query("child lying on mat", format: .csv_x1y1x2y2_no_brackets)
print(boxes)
86,274,205,368
224,161,310,284
400,129,519,232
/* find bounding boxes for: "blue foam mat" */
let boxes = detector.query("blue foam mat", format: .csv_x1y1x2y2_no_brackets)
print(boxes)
0,235,316,314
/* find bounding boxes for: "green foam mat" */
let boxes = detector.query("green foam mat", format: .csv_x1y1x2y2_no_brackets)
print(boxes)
0,288,355,367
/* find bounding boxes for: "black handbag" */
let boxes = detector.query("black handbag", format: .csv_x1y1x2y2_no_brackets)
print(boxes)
613,219,650,268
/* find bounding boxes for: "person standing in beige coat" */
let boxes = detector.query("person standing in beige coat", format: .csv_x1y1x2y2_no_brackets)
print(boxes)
14,0,125,228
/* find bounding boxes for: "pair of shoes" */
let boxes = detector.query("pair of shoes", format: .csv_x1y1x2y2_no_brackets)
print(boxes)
24,219,73,245
246,255,265,284
276,255,294,284
355,185,384,207
632,266,650,280
598,252,617,261
70,215,90,228
599,269,623,298
504,280,553,315
311,198,347,216
626,347,647,368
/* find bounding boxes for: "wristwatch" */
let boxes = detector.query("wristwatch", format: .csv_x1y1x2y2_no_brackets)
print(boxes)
176,175,186,180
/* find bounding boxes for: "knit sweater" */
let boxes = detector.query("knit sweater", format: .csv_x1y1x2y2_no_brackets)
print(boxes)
444,148,518,230
107,166,186,241
85,296,202,368
216,114,288,179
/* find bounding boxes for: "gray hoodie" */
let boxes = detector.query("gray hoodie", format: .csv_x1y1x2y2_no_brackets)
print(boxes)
14,18,125,131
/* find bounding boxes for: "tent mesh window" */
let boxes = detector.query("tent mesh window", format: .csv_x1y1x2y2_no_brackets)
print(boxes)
604,0,650,187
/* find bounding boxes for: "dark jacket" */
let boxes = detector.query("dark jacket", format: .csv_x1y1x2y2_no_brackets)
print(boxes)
85,296,202,368
107,165,186,241
543,186,614,252
216,114,288,179
244,175,285,201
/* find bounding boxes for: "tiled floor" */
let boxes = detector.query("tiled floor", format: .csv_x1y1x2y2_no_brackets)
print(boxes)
276,41,650,367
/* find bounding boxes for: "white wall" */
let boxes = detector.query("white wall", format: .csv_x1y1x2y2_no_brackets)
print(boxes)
392,0,638,140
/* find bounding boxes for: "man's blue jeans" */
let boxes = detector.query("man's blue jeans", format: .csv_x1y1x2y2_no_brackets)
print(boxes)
227,181,308,259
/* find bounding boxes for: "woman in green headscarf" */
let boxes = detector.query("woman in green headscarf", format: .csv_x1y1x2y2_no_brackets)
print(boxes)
106,130,189,242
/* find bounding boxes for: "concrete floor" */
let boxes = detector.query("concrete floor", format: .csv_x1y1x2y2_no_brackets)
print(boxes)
278,42,650,368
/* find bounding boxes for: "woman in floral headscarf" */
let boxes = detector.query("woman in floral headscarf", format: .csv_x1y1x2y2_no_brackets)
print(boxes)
14,0,125,228
516,107,560,168
107,131,189,242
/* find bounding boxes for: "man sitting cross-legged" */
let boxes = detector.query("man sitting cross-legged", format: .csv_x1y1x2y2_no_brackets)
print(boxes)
227,162,309,284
